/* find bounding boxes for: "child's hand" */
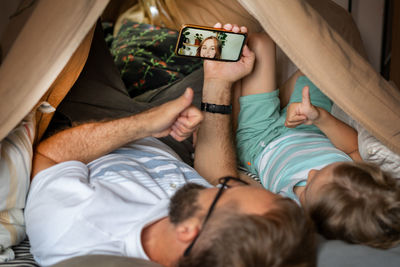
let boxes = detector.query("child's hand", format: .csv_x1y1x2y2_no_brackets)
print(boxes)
285,86,320,128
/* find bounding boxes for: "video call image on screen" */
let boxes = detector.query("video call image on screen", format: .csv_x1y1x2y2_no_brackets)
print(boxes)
176,27,246,61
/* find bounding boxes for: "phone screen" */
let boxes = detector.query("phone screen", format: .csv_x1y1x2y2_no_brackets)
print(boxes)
175,25,247,62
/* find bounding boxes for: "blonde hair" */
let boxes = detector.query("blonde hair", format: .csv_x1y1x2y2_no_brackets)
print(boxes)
306,161,400,249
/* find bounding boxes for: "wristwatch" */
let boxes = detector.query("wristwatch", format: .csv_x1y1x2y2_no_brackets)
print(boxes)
201,102,232,114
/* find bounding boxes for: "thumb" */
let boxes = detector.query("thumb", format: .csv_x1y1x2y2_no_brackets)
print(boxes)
301,86,311,107
173,88,194,111
242,44,251,56
242,45,255,59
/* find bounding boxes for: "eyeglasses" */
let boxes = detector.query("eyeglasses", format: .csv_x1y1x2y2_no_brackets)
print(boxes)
183,176,249,257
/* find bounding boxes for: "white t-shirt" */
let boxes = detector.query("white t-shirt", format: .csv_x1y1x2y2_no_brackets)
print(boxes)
25,137,211,266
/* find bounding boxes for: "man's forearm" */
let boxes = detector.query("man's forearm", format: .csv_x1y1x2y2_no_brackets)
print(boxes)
36,112,153,164
32,88,201,178
194,79,238,185
192,29,255,184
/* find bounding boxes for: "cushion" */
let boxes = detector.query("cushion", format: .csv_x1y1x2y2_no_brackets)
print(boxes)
331,103,400,178
358,128,400,178
0,112,35,262
0,238,38,267
108,20,202,98
52,255,162,267
317,236,400,267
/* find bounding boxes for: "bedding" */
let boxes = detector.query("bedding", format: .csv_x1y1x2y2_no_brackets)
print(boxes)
106,20,202,97
0,112,34,262
0,239,39,267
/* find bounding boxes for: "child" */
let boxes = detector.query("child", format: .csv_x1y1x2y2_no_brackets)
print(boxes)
234,32,400,249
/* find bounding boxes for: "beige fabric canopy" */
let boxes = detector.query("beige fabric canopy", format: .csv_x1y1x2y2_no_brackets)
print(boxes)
0,0,399,155
0,0,109,141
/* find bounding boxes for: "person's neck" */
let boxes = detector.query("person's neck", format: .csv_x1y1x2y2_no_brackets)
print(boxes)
294,186,305,205
142,216,179,267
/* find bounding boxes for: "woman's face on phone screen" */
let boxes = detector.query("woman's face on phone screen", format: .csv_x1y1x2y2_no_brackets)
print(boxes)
200,38,217,58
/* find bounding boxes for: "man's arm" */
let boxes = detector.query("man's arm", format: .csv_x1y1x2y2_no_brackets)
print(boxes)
194,79,238,185
32,88,203,177
285,86,361,161
194,23,255,185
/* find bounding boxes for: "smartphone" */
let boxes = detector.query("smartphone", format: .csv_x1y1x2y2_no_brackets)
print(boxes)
175,24,247,62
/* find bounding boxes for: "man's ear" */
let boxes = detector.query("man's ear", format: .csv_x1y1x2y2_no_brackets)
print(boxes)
175,217,202,243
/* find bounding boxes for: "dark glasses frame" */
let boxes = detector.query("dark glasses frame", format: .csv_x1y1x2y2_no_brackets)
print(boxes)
183,176,249,257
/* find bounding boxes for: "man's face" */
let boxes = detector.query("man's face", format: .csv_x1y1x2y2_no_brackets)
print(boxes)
169,182,279,225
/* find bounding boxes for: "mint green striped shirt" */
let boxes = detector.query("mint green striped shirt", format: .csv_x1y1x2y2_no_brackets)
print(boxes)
255,129,352,202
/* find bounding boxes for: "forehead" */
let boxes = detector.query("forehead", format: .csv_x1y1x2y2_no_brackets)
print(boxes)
218,186,279,215
304,163,339,203
203,39,216,45
313,163,338,182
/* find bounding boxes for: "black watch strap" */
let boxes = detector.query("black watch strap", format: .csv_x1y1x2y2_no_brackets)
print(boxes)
201,102,232,114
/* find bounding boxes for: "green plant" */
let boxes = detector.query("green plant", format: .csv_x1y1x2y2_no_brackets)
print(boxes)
181,30,191,49
217,32,227,48
183,31,190,42
195,33,203,42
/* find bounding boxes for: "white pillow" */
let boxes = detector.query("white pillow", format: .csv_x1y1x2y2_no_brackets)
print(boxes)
331,104,400,179
357,128,400,179
0,112,35,261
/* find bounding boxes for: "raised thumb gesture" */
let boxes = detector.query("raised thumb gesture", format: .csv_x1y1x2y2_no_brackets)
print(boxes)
285,86,320,128
146,88,204,141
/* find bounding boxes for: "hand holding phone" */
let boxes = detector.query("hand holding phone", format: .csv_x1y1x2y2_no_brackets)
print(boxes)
175,24,247,62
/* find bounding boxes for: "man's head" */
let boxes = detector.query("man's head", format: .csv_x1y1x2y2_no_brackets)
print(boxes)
169,177,316,267
303,161,400,249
